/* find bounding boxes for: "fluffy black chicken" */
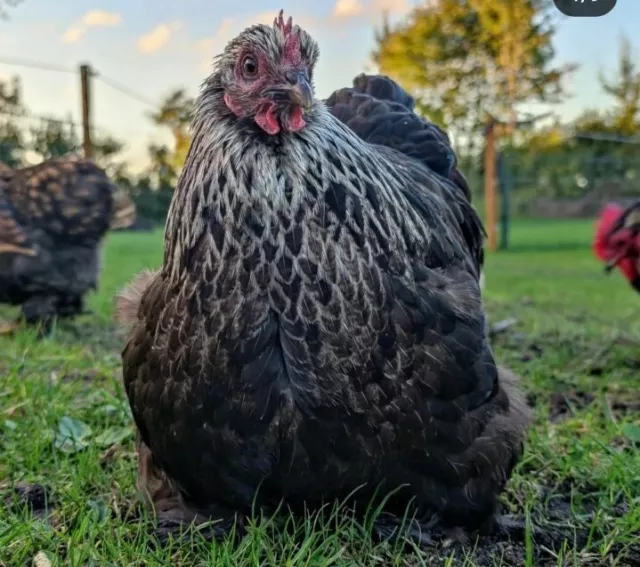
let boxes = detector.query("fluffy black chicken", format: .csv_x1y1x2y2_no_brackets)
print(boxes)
325,73,486,291
120,11,530,543
0,156,118,333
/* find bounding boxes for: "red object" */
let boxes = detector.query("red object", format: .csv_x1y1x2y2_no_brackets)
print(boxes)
593,203,640,284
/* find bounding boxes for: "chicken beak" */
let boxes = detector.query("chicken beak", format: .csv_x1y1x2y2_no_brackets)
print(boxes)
284,70,313,110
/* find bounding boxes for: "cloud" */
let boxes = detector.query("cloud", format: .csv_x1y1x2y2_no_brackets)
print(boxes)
63,10,121,43
331,0,410,21
333,0,365,19
195,12,291,72
373,0,411,13
195,10,319,52
137,21,183,54
195,18,235,72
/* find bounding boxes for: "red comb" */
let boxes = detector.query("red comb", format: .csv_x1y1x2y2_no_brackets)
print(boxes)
273,9,293,35
593,202,640,284
273,9,301,65
593,203,625,261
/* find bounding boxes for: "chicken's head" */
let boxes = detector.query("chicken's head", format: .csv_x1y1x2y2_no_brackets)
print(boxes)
217,10,319,135
593,201,640,292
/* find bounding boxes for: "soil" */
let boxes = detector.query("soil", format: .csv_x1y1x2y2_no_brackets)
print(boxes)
4,483,53,521
392,482,638,566
548,390,596,422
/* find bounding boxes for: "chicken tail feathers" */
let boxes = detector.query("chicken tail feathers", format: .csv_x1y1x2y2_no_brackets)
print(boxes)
351,73,415,111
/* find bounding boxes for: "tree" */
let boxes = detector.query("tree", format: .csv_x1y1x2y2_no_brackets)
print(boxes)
91,132,126,174
147,142,180,188
0,75,27,165
373,2,487,152
598,35,640,137
148,88,193,182
29,116,80,159
471,0,572,134
372,0,574,152
27,113,124,174
0,0,23,19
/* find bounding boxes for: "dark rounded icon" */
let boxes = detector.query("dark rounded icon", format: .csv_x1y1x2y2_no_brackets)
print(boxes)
553,0,617,17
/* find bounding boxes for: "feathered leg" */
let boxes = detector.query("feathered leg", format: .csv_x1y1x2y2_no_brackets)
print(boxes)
55,295,90,318
135,431,242,545
20,295,59,336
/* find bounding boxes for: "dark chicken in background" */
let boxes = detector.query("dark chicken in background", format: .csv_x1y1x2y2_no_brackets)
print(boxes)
594,201,640,292
326,72,485,290
0,156,132,334
119,12,530,544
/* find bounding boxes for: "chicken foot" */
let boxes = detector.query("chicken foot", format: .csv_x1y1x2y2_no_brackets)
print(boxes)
135,432,243,545
370,511,484,549
18,294,87,336
18,295,60,335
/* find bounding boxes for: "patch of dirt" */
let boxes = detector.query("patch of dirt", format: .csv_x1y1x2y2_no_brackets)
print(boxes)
610,436,637,454
60,369,102,384
389,481,637,566
112,495,142,524
531,389,639,423
610,397,640,415
3,483,53,519
548,390,595,422
519,342,544,362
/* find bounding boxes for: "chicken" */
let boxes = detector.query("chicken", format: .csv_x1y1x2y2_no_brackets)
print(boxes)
120,11,530,543
593,201,640,292
0,156,119,333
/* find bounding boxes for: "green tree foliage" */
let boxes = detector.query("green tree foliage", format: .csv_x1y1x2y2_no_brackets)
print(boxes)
127,89,195,222
29,116,80,159
0,76,27,165
0,73,125,169
482,33,640,211
373,0,574,153
373,1,486,150
148,88,193,185
598,35,640,137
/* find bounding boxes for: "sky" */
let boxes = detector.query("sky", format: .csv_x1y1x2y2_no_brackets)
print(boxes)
0,0,638,172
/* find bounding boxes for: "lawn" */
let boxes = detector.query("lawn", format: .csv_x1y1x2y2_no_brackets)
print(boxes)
1,219,639,566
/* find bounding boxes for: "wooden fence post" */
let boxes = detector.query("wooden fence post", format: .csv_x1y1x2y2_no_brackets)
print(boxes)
80,63,93,159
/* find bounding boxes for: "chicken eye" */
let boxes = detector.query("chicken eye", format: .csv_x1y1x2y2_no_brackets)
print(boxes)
242,56,258,78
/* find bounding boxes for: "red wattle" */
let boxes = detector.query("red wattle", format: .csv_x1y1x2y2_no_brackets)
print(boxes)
288,106,306,131
255,104,280,135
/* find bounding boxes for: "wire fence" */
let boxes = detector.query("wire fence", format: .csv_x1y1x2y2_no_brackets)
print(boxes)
0,55,159,163
0,55,176,225
500,142,640,217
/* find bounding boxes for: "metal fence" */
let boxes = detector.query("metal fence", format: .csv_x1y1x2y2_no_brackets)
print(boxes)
496,134,640,249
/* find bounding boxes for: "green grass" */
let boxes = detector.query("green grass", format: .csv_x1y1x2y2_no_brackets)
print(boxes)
1,219,639,566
